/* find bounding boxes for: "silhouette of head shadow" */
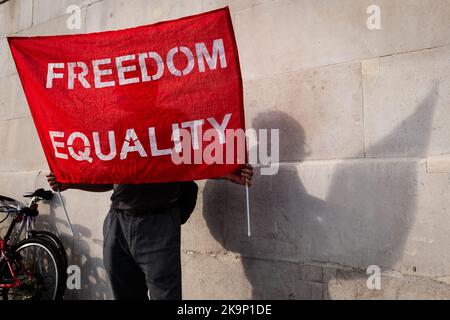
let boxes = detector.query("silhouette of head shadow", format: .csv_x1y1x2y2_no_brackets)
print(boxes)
202,83,438,299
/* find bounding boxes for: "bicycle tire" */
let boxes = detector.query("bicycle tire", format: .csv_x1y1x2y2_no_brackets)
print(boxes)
32,232,68,298
31,231,68,269
2,238,63,300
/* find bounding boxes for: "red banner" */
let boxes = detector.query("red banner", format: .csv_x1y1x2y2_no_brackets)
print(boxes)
8,7,245,184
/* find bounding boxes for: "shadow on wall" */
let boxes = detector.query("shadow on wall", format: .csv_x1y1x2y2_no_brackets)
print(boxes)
203,83,439,299
36,198,112,300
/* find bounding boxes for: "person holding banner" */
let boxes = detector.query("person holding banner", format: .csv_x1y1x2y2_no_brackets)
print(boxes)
46,165,253,300
9,6,252,300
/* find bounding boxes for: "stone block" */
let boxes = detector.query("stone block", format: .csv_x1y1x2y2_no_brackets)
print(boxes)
0,0,33,37
328,270,450,299
0,117,47,171
244,62,364,161
85,0,202,33
70,237,113,299
399,163,450,277
182,251,252,299
0,73,30,121
17,7,87,36
202,0,278,13
32,0,95,26
233,0,450,80
181,179,227,254
363,46,450,157
201,158,428,272
0,37,17,78
426,155,450,173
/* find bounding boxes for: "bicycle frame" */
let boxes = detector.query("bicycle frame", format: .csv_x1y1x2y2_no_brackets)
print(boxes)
0,196,40,290
0,239,21,289
14,197,39,241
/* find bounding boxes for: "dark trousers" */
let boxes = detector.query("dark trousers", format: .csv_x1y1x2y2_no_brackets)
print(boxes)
102,203,182,300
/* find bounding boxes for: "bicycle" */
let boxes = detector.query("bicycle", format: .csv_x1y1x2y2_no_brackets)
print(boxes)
0,189,67,300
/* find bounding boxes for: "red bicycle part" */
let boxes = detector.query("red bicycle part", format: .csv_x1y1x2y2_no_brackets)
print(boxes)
0,239,22,289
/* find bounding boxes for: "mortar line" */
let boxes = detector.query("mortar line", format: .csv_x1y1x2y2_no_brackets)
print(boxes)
31,0,34,28
0,169,45,174
244,43,450,83
361,61,366,158
264,157,428,165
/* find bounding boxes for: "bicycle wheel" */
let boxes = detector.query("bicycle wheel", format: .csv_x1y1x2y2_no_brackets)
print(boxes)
3,238,62,300
32,231,68,269
32,231,68,298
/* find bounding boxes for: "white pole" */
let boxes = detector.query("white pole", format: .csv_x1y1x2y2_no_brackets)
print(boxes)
57,186,75,237
246,181,251,237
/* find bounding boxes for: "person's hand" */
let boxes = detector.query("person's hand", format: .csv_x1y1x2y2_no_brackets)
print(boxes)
223,164,254,186
46,172,70,192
